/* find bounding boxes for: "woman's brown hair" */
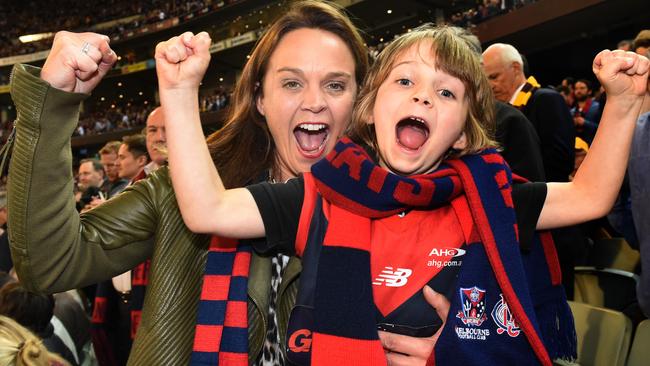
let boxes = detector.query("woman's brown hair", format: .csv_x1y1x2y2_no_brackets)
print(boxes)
350,24,496,159
206,0,368,188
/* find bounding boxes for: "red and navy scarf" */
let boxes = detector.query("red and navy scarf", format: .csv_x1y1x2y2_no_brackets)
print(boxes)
188,137,575,365
190,236,251,365
305,137,574,365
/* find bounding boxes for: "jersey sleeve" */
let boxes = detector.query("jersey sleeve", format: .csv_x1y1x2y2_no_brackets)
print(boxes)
513,182,547,251
246,176,305,256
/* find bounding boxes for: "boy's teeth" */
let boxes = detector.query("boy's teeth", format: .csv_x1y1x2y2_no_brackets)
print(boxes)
300,123,327,131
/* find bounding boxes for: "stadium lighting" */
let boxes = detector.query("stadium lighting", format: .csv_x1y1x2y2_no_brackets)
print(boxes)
19,32,54,43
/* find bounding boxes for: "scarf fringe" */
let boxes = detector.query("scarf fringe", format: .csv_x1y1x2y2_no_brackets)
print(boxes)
536,287,577,361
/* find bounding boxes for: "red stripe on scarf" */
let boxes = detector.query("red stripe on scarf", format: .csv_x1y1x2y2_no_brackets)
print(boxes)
540,232,562,286
314,178,403,218
447,159,552,366
232,251,251,277
217,352,249,365
201,275,232,301
322,205,372,251
193,325,223,352
210,236,239,251
312,333,386,365
224,301,248,327
297,173,319,257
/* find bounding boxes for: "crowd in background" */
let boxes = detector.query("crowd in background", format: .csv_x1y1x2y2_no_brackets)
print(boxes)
0,1,648,364
449,0,537,29
0,0,243,58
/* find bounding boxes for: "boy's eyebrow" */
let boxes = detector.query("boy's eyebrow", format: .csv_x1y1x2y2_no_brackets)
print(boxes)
393,60,415,68
276,67,352,79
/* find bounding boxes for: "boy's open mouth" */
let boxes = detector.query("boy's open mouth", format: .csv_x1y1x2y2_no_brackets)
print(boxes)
294,123,330,157
396,117,429,151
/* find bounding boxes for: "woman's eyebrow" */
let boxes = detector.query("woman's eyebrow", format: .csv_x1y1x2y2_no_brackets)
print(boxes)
276,67,352,80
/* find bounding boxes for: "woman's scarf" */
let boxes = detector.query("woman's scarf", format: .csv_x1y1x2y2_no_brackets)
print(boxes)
191,236,251,365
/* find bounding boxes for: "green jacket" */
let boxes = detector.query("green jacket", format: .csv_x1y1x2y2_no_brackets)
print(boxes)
7,64,301,365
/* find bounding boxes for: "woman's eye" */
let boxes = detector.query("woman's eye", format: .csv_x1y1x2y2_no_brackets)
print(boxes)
439,89,455,99
326,82,346,91
283,81,301,89
397,78,413,86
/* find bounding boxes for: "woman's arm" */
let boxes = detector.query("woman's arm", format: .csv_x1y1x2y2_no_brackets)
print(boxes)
155,32,265,238
538,50,649,230
8,63,155,293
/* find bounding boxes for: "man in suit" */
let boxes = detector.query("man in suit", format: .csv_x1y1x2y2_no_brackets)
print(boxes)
482,43,575,183
482,43,582,298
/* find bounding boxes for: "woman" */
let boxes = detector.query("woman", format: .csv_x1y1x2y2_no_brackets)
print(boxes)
7,1,442,364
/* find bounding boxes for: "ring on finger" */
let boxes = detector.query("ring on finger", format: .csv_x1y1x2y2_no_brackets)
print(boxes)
81,42,91,55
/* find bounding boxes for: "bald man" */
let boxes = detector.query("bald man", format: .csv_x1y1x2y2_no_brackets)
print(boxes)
483,43,575,183
144,107,167,173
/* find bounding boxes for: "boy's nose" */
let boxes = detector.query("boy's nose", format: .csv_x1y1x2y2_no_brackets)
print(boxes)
412,95,432,107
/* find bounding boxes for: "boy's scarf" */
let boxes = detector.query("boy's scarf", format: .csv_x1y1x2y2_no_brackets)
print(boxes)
186,137,575,365
512,76,541,109
190,236,251,365
306,137,573,365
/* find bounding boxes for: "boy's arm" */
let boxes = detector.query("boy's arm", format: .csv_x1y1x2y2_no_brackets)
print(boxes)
538,50,649,230
155,32,265,238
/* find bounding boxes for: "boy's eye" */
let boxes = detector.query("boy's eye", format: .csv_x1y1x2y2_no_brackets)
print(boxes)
283,80,301,89
326,82,346,92
439,89,455,99
397,78,413,86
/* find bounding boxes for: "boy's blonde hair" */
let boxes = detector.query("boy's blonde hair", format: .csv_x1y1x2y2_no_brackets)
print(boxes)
350,24,496,159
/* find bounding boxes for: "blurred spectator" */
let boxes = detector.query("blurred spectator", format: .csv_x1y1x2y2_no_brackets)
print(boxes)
99,141,129,198
633,29,650,55
617,39,633,51
0,315,71,366
143,107,167,171
571,79,601,144
0,282,77,365
75,158,105,212
0,0,244,58
116,134,149,183
0,190,11,273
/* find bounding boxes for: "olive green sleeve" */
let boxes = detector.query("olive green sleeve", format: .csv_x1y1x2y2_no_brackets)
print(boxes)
8,64,155,293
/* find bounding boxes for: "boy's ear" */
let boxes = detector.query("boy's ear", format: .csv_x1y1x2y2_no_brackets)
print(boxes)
365,111,374,125
452,131,467,150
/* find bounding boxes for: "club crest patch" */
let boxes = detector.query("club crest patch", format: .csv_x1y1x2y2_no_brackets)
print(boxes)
456,286,487,326
491,293,521,337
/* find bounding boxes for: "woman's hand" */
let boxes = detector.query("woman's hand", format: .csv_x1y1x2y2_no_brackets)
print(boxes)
378,286,450,366
41,31,116,94
154,31,212,93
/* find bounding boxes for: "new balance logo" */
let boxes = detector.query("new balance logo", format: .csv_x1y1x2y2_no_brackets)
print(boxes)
373,267,412,287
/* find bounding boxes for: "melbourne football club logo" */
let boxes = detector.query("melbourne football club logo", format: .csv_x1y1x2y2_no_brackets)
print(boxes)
491,294,520,337
456,286,487,326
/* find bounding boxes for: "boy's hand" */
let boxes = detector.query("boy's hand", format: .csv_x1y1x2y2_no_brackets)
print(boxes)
593,49,649,101
41,31,117,94
154,31,211,92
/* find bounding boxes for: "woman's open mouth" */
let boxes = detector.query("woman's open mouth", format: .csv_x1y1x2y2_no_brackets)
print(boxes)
396,116,429,151
293,123,330,158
